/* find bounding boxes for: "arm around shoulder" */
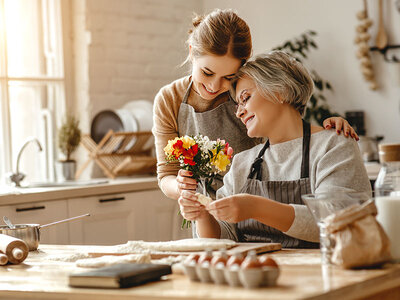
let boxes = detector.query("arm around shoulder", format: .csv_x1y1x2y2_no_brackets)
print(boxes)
314,135,371,193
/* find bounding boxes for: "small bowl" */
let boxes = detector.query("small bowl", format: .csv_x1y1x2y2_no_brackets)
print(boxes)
209,266,226,285
0,224,40,251
183,263,199,281
238,268,264,289
196,264,212,283
261,267,280,286
224,266,241,287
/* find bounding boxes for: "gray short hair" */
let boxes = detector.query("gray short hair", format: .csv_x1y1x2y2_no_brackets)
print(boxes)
230,51,314,115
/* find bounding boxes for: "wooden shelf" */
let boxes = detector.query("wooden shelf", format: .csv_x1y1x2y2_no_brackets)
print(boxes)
76,130,156,179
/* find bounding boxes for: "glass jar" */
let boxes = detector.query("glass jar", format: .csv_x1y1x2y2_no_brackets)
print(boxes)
374,143,400,261
375,143,400,195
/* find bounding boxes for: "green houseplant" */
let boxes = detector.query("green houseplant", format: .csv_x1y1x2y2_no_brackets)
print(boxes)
56,115,81,181
273,30,342,125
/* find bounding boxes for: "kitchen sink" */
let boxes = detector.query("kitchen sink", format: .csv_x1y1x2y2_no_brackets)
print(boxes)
23,179,109,188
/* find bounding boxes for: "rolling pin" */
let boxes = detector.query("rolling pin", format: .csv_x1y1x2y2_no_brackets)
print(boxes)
0,254,8,265
0,234,28,264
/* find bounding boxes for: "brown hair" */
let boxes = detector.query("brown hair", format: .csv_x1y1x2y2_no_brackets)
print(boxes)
187,9,252,65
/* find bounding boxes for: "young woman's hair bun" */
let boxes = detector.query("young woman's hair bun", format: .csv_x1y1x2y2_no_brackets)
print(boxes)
186,9,252,63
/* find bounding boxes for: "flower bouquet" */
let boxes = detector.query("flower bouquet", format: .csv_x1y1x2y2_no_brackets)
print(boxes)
164,135,233,228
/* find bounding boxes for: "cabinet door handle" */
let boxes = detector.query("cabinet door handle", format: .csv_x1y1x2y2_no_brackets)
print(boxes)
16,205,46,212
98,197,125,203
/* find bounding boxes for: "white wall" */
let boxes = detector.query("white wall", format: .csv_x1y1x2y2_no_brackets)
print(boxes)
204,0,400,143
84,0,201,117
71,0,202,177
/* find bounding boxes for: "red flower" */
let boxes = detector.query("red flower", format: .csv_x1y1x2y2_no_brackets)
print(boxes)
182,144,198,165
172,140,184,158
184,158,196,166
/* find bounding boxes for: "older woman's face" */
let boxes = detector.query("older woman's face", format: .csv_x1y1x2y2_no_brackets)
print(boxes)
191,53,241,101
235,76,283,138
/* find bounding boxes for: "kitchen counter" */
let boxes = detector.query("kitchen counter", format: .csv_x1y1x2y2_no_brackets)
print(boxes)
0,245,399,300
0,176,159,206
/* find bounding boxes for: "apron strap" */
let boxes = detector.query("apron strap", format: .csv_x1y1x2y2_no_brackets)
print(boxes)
300,119,311,179
248,139,270,180
247,119,311,180
182,80,193,104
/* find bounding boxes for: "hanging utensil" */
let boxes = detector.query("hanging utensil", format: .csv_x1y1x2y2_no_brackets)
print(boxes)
3,216,15,229
376,0,388,49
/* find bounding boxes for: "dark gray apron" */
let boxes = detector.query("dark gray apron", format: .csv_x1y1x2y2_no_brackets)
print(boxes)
177,81,260,197
236,120,319,248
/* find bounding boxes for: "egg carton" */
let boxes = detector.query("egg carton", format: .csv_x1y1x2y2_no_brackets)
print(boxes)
182,262,279,288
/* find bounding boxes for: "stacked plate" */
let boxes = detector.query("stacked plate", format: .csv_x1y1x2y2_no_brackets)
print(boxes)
90,100,154,151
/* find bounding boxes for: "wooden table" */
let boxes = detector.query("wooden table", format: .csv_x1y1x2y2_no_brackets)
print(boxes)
0,244,399,300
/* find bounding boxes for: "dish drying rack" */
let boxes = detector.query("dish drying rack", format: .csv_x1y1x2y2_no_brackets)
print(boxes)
76,130,156,179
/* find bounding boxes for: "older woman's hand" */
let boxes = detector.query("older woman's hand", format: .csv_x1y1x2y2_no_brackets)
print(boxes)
178,191,208,221
206,194,251,223
323,117,359,141
176,169,197,195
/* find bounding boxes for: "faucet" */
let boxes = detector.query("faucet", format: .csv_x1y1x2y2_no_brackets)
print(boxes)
9,138,43,187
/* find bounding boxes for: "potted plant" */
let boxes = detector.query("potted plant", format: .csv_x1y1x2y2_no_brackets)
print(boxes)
56,115,81,181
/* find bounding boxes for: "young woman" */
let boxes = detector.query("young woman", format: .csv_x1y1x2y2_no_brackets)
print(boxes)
153,9,357,207
185,51,371,247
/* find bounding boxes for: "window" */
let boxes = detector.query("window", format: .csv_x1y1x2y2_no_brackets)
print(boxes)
0,0,66,184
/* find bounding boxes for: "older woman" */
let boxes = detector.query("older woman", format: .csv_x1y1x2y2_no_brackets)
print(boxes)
190,51,371,247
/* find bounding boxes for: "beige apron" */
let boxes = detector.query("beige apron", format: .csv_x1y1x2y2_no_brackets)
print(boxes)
236,120,319,248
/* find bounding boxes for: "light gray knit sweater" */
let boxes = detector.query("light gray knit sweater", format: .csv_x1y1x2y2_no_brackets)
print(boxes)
216,130,372,243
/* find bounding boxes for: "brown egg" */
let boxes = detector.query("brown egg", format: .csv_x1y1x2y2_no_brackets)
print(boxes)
184,253,200,265
198,249,213,265
226,252,244,268
211,250,228,267
259,256,279,268
241,250,262,269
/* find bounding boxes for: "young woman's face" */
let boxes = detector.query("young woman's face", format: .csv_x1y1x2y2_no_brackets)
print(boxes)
235,76,283,138
191,53,242,101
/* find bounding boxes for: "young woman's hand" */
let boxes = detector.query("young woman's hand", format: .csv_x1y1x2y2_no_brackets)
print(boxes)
176,169,197,195
206,193,251,223
323,117,359,141
178,191,209,221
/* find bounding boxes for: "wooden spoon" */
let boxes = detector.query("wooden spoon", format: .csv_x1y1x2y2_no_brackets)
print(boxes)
376,0,388,49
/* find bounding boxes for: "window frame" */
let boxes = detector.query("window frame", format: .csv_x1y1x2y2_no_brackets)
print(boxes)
0,0,69,183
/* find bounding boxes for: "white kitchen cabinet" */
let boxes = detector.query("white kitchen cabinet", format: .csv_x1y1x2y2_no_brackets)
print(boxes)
0,200,70,245
67,189,178,245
